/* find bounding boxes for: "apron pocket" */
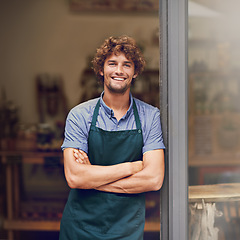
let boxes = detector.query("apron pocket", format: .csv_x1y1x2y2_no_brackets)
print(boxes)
101,192,145,235
71,190,145,236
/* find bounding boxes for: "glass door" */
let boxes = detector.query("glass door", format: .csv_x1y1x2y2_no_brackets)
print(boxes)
188,1,240,239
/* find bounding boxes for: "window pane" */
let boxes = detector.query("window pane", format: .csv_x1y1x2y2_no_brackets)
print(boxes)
188,1,240,239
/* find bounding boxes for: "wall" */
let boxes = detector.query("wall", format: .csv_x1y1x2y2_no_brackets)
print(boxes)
0,0,159,125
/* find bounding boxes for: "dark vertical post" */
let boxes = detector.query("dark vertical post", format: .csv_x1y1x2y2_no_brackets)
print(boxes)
159,0,188,239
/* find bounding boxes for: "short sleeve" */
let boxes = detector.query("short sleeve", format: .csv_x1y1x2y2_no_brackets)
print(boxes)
61,109,89,153
142,109,165,154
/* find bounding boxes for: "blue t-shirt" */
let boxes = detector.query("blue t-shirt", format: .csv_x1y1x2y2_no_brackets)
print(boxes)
61,92,165,154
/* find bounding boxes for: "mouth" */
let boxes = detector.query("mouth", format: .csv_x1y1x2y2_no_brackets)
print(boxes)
112,77,126,81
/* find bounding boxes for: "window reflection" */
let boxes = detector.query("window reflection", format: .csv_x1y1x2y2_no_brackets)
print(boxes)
188,1,240,239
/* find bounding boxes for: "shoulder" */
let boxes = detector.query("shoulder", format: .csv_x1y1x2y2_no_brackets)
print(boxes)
67,98,99,122
133,97,161,135
133,97,160,117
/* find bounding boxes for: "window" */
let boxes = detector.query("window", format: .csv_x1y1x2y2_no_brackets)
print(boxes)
188,1,240,239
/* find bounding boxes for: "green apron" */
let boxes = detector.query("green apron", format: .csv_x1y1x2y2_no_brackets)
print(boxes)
60,99,145,240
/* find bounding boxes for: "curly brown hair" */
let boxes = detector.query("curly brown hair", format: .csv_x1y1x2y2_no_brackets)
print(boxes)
92,36,146,82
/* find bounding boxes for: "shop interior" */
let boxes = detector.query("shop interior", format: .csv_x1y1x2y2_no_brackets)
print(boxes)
1,0,240,239
0,0,160,239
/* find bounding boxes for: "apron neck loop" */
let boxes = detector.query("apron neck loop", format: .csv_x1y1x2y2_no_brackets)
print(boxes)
91,98,142,130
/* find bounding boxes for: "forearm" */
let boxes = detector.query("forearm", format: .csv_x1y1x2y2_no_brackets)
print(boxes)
66,162,141,189
64,148,142,189
96,167,163,194
96,149,165,194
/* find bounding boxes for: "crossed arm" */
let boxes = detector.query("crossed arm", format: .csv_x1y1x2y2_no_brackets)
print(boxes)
63,148,164,194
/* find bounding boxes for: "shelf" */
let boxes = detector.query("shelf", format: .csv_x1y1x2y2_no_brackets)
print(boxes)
4,220,60,231
189,38,217,48
189,155,240,167
0,151,63,164
3,219,160,232
144,221,160,232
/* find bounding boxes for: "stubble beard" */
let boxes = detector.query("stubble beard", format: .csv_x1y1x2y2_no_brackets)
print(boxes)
106,81,130,95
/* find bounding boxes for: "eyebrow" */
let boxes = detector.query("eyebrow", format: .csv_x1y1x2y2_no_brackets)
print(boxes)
107,60,133,64
124,61,133,64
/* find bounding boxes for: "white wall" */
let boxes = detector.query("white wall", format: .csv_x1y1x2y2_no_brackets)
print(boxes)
0,0,159,124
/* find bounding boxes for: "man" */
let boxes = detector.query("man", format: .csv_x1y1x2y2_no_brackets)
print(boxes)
59,36,165,240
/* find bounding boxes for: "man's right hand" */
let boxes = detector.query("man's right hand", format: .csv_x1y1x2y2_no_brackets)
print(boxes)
73,149,91,165
73,149,142,174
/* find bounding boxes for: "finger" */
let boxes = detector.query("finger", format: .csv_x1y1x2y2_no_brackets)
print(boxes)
84,157,91,165
74,149,86,160
73,149,90,165
73,149,80,158
79,150,91,165
73,149,84,164
73,151,82,161
80,150,91,164
79,150,88,158
73,151,79,158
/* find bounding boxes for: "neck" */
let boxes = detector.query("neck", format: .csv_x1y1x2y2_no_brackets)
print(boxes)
103,90,130,112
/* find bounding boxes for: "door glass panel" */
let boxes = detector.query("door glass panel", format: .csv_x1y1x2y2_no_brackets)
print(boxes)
188,1,240,239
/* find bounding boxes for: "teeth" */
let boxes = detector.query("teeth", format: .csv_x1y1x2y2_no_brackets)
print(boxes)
113,77,124,81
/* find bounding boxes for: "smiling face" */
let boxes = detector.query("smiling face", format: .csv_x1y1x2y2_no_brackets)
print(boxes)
100,52,137,95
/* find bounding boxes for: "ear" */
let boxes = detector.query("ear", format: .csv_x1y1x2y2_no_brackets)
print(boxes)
99,70,104,76
133,73,138,79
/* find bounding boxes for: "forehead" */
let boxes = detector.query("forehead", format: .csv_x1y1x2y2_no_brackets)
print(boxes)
105,52,133,63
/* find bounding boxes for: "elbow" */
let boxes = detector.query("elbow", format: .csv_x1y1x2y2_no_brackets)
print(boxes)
65,171,84,189
65,172,93,189
65,166,83,189
66,174,78,189
150,176,164,191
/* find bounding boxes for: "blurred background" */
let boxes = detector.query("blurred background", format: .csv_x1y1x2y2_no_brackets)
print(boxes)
1,0,240,239
188,0,240,239
0,0,160,239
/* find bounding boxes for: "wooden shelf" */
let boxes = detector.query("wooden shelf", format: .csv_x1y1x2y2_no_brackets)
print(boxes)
4,220,60,231
144,221,160,232
0,150,63,164
189,155,240,167
189,183,240,203
3,219,159,232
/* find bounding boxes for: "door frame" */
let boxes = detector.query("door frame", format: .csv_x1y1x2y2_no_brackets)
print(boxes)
159,0,188,239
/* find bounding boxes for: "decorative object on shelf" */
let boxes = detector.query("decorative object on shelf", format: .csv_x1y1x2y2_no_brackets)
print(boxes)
132,69,160,108
79,68,103,103
0,87,19,150
189,200,222,240
217,118,239,150
194,116,212,155
36,74,68,123
35,74,67,152
36,123,54,152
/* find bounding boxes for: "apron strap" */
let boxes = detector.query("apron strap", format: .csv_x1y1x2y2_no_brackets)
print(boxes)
132,99,142,130
91,99,100,127
91,98,142,130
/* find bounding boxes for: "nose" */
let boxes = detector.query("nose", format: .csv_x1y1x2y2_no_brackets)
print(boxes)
115,64,123,74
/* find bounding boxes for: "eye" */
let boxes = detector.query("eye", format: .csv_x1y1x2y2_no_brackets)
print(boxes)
108,62,116,66
124,63,131,68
